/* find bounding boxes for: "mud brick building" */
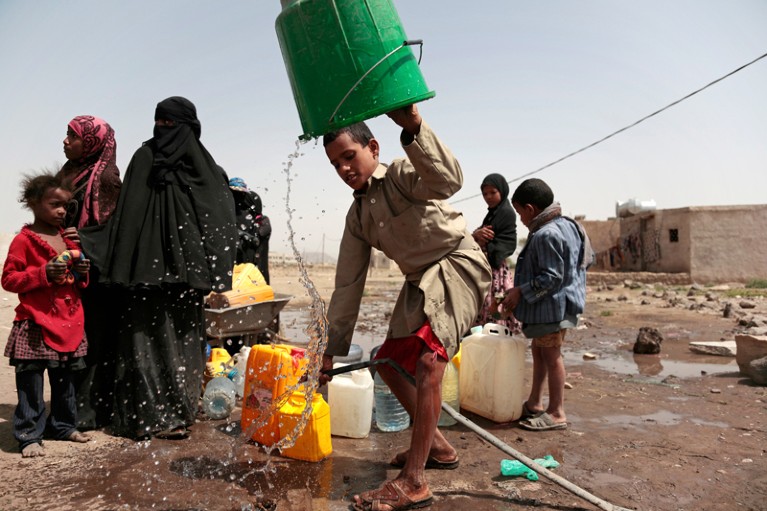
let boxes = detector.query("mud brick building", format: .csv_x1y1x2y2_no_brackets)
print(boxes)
583,204,767,284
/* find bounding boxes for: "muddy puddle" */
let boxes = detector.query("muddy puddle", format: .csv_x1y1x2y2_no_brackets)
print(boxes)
283,305,738,380
52,305,741,510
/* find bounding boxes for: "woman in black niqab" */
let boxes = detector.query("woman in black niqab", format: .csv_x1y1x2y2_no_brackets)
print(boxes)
80,96,237,439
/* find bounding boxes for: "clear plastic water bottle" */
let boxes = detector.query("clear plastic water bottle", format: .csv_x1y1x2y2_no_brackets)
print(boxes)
232,346,251,397
373,371,410,432
438,359,459,427
202,376,237,420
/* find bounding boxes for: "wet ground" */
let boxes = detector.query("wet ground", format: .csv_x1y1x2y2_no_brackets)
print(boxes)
1,269,766,510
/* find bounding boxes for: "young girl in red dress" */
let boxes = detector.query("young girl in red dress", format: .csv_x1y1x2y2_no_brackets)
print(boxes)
2,172,92,457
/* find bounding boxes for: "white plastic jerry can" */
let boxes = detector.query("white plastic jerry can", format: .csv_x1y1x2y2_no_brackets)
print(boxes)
459,323,527,422
327,363,374,438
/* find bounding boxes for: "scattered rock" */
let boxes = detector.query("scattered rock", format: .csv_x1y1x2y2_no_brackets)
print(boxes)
748,356,767,386
740,301,756,309
641,299,651,305
633,326,664,354
738,318,759,328
710,388,722,394
735,335,767,385
583,353,598,360
617,295,628,301
688,341,737,357
564,382,574,389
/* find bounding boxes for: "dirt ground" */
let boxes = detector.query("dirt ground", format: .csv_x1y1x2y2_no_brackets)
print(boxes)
0,262,765,511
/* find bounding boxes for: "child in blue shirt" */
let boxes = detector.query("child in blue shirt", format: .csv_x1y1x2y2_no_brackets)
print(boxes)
501,178,593,431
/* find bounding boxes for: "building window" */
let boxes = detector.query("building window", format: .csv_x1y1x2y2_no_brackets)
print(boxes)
669,229,679,243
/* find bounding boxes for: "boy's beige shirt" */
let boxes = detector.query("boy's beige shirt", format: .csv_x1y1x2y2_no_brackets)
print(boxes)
326,122,491,359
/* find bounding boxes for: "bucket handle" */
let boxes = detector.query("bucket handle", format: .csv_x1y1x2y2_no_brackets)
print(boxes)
328,39,425,125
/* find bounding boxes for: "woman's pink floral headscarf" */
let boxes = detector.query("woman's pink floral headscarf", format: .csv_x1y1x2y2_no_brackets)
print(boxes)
67,115,119,228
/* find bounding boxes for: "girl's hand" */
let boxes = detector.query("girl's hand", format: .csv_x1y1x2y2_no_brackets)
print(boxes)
46,258,67,283
62,227,80,244
474,225,494,244
73,258,91,275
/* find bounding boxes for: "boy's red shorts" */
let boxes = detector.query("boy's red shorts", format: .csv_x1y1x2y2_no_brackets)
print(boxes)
373,320,448,376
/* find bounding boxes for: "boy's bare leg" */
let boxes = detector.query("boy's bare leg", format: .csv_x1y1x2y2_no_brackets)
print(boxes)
379,358,456,463
541,346,567,423
525,345,547,412
354,348,446,505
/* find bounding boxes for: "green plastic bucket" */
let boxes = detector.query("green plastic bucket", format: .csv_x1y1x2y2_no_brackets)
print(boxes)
276,0,436,139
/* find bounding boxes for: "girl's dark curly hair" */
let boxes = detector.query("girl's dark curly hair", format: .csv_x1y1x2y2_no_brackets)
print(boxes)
19,171,71,209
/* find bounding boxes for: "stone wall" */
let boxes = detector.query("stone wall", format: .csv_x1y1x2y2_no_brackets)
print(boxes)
594,204,767,284
689,205,767,283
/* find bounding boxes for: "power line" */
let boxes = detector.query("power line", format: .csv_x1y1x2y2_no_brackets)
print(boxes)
452,50,767,205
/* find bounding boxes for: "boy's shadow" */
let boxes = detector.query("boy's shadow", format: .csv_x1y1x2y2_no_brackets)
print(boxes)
0,403,18,453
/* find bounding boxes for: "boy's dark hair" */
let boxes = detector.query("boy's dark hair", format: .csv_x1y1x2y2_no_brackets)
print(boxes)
322,122,375,147
511,178,554,210
19,171,71,209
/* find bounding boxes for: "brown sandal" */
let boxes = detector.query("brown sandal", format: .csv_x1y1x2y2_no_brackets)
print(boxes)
353,480,433,511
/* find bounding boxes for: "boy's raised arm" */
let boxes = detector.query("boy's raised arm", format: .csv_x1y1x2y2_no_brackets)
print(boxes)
386,104,422,140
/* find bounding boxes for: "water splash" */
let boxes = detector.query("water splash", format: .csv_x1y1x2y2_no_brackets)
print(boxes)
236,138,330,467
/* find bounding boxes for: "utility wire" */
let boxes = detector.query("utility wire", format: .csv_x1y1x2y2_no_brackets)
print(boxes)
452,50,767,205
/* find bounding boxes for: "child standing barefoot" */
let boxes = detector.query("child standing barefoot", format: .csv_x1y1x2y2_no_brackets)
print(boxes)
2,173,92,457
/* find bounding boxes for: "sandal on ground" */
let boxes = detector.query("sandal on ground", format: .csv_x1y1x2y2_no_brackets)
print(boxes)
389,451,459,470
519,412,568,431
521,402,544,420
353,480,433,511
154,426,190,440
67,430,91,443
21,442,45,458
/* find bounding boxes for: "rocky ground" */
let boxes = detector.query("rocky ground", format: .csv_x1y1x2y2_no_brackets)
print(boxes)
0,264,765,511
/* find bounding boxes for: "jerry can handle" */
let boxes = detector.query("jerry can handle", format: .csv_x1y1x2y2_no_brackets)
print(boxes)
483,323,512,337
328,39,425,124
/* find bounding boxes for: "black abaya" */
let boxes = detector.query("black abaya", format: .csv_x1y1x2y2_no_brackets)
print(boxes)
79,97,237,438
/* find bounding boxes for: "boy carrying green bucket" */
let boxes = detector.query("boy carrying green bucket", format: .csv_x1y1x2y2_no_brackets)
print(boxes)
318,104,491,510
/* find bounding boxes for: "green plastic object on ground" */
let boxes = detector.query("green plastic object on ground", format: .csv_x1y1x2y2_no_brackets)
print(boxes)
500,455,561,481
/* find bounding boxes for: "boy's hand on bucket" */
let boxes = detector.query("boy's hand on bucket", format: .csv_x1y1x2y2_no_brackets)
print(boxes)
386,104,422,136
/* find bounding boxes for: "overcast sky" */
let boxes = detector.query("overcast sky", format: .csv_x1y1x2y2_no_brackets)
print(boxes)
1,1,766,260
